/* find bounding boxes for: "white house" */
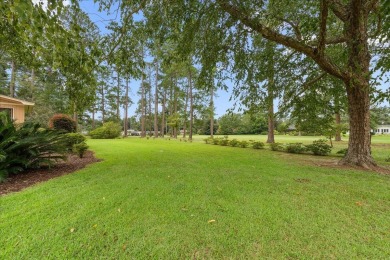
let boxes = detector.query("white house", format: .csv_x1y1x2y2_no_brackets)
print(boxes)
374,125,390,134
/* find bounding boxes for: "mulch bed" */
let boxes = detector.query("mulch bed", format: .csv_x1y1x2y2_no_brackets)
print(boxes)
0,151,101,196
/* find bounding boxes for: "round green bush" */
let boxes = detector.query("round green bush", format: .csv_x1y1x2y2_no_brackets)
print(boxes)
269,142,284,151
306,139,332,156
89,121,121,139
286,143,307,154
251,141,265,149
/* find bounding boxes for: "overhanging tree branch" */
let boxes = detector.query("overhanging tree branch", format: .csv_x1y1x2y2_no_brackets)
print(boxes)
318,0,329,55
216,0,346,81
328,0,349,21
365,0,379,13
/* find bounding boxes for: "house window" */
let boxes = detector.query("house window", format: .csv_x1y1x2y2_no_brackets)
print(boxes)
0,108,13,119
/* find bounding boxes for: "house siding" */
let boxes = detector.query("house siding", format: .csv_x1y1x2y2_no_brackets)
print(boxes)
374,125,390,134
0,96,34,123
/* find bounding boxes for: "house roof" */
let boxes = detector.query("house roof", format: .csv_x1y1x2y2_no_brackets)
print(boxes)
0,95,34,106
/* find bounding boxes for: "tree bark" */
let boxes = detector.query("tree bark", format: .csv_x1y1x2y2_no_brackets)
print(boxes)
141,73,146,137
92,106,95,129
124,77,129,137
266,89,275,143
154,60,159,138
161,88,166,137
73,103,78,132
266,42,275,143
339,0,376,168
335,112,341,141
189,68,194,140
183,84,189,138
173,76,178,138
210,85,214,138
116,72,121,120
101,84,105,123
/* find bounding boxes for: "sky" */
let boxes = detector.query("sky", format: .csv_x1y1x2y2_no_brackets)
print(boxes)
78,1,235,118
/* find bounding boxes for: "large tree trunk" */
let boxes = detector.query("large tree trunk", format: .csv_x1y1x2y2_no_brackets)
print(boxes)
341,83,375,167
340,0,375,168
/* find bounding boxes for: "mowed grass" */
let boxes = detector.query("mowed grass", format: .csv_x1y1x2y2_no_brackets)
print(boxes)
1,138,390,259
196,134,390,164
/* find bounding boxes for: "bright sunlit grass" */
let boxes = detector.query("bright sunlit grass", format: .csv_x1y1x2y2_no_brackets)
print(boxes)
1,138,389,258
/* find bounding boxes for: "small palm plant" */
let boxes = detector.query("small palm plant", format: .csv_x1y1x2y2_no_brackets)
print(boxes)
0,112,67,182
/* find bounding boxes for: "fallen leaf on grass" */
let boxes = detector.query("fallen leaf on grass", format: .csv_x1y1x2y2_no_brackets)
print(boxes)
117,208,121,212
208,219,216,224
70,228,75,233
355,201,363,206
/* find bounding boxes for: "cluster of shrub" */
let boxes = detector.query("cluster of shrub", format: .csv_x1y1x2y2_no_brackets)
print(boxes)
0,113,88,182
89,121,122,139
204,137,265,149
204,137,333,156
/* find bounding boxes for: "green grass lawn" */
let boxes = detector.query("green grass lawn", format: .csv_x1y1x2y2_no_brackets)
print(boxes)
1,138,390,259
